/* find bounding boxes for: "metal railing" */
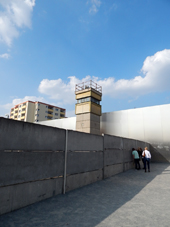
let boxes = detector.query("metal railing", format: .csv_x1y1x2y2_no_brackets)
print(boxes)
75,80,102,93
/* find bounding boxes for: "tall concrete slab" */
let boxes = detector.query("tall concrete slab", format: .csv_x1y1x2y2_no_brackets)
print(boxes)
67,151,103,175
0,151,64,186
67,130,103,151
0,118,66,151
0,178,63,215
66,169,102,192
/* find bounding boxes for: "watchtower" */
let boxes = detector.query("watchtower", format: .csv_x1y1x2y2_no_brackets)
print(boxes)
75,80,102,135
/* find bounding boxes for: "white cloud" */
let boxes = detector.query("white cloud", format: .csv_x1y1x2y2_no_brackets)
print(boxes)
38,49,170,104
98,49,170,98
0,96,45,116
38,76,92,104
0,0,35,46
0,53,10,59
88,0,101,14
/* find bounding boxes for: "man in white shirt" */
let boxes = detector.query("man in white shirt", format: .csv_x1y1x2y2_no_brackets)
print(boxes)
142,147,151,172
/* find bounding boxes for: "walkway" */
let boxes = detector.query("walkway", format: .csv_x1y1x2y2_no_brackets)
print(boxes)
0,163,170,227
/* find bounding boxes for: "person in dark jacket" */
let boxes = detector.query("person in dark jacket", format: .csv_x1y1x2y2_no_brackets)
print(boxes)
137,147,144,169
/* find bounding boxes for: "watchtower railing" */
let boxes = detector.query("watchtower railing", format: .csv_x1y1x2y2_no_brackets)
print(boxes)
75,80,102,93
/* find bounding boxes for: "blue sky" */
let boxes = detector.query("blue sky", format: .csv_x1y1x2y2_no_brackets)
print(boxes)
1,0,170,117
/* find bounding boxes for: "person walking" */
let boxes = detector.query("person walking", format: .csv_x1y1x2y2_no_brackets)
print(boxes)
132,148,141,170
137,147,144,169
142,147,151,172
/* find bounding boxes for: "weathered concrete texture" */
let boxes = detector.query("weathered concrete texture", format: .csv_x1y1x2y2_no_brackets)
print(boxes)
104,163,123,178
124,149,133,162
0,118,66,151
150,144,169,163
66,169,103,192
67,130,103,151
124,161,133,171
67,151,103,175
76,113,101,135
1,163,169,227
136,139,146,149
104,134,123,150
0,177,63,215
104,150,123,166
0,151,64,187
122,137,136,151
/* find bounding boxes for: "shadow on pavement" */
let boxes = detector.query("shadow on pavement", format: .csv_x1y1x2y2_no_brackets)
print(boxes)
0,163,169,227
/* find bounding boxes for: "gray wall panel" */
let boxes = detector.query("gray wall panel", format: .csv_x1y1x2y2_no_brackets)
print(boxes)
124,149,133,162
66,169,102,192
67,130,103,151
104,163,123,178
136,140,146,150
122,138,136,151
104,150,124,166
67,152,103,175
104,134,123,149
0,152,64,186
0,118,66,151
0,178,63,215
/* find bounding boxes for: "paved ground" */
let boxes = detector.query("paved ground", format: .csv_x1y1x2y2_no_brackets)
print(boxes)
0,163,170,227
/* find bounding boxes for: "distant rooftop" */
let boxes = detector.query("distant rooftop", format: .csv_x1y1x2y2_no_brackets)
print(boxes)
75,80,102,93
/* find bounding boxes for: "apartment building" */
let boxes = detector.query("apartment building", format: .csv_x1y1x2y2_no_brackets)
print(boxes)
10,101,66,123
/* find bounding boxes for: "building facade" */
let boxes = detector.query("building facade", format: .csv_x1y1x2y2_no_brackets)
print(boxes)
10,101,66,123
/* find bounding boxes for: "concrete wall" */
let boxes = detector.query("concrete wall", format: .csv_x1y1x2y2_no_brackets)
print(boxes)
37,104,170,162
0,117,149,215
101,104,170,163
0,117,66,151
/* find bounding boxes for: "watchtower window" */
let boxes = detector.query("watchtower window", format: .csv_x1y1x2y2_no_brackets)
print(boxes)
77,97,100,105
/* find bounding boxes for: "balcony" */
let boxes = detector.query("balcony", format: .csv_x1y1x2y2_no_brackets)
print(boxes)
60,113,65,118
21,116,25,120
48,108,53,112
48,113,53,117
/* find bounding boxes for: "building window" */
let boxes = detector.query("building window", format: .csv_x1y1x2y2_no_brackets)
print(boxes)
35,114,39,117
60,109,65,113
55,113,58,116
77,97,100,105
55,108,58,111
45,116,52,120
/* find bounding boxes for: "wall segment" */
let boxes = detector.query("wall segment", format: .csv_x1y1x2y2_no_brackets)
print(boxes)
0,117,150,215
